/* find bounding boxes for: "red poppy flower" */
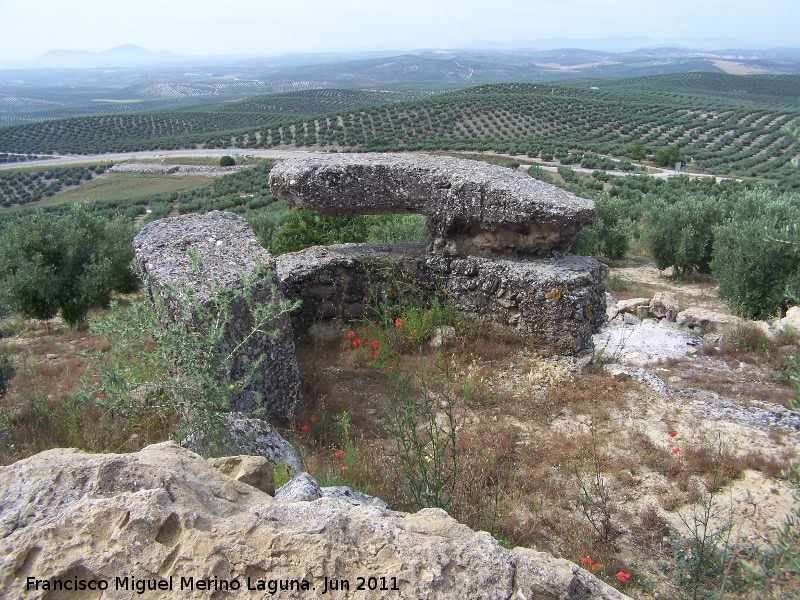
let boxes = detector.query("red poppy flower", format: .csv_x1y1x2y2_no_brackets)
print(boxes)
310,416,317,422
371,350,379,357
347,331,355,339
96,394,104,399
372,341,379,348
669,431,677,437
395,318,402,327
301,424,309,431
672,447,680,454
353,339,361,347
616,572,631,583
591,563,602,571
340,465,348,472
334,450,344,458
580,557,593,566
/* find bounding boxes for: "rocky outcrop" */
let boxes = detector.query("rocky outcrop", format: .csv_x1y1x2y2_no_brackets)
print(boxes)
276,243,608,354
0,443,629,600
133,212,301,419
270,153,596,257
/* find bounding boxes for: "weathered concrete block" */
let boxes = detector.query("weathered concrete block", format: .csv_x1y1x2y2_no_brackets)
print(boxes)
270,153,596,257
133,211,301,419
276,243,607,354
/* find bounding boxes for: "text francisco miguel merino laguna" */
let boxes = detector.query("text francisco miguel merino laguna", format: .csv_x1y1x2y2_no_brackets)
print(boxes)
27,574,402,594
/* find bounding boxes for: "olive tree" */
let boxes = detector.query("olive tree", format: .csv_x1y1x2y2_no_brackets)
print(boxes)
0,204,137,327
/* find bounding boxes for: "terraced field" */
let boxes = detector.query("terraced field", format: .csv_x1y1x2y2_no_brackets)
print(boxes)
0,74,798,181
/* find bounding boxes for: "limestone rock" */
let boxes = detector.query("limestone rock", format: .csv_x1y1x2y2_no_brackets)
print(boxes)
622,313,641,325
133,212,301,418
650,291,680,321
208,455,275,495
430,325,456,348
616,297,650,314
773,306,800,335
274,472,322,502
184,414,302,475
677,307,742,332
0,443,629,600
270,153,596,257
320,486,389,509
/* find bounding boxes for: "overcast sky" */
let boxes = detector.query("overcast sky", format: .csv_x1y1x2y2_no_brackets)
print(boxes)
1,0,797,61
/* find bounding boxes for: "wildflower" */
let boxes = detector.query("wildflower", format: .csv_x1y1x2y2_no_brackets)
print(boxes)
580,557,593,566
395,318,402,327
96,394,104,399
372,341,379,348
341,465,348,472
746,335,751,340
310,416,317,422
348,331,355,339
371,350,379,357
616,572,631,583
411,329,416,335
755,330,762,335
335,450,344,458
669,431,677,437
353,339,361,348
672,447,680,454
483,320,489,326
424,454,433,463
301,424,309,432
591,563,602,571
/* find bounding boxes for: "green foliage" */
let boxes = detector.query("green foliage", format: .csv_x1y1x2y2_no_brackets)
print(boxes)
219,155,235,167
642,195,723,276
88,259,298,457
627,139,647,160
654,145,684,168
0,354,14,397
569,195,635,260
366,214,428,244
711,190,800,319
385,350,458,511
0,164,107,207
0,204,137,326
527,165,554,183
269,209,370,255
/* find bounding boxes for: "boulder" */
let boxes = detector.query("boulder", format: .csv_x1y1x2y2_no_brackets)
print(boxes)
270,153,596,257
615,297,650,314
133,212,301,419
677,307,742,332
773,306,800,335
430,325,456,348
649,292,680,321
0,443,629,600
208,455,275,495
184,413,302,474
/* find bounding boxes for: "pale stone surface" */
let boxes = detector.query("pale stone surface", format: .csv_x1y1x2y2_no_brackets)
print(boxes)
0,443,628,600
133,212,301,419
430,325,456,348
677,307,743,332
208,455,275,495
615,297,651,314
270,153,596,257
184,413,302,474
650,291,680,321
773,306,800,335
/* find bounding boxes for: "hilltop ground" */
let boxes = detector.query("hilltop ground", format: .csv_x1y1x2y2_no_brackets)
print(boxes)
0,256,797,599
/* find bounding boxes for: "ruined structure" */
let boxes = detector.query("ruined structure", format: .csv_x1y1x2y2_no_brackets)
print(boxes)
133,212,301,418
270,153,596,257
271,153,607,353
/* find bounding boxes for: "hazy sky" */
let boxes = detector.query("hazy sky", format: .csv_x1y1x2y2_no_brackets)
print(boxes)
1,0,797,61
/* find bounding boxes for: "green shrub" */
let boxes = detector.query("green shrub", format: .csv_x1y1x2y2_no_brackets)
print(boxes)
569,195,636,260
367,214,428,244
0,204,137,326
712,190,800,319
642,195,723,276
654,145,684,168
269,209,370,255
219,155,235,167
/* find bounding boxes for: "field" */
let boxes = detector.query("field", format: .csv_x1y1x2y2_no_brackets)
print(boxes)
0,74,798,182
